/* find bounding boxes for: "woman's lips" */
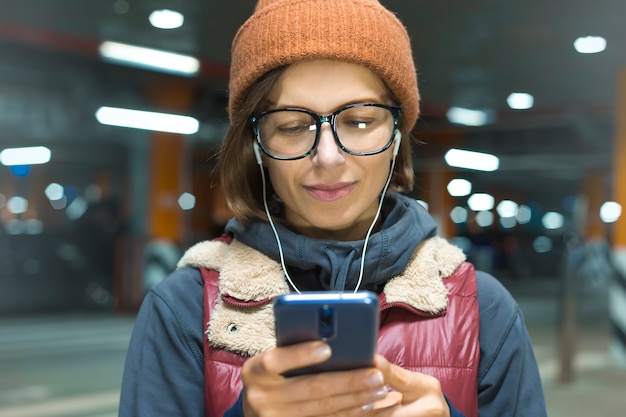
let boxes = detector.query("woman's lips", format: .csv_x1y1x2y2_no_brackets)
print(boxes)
304,182,356,201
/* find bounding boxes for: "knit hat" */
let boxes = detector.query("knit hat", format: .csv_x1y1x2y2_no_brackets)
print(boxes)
229,0,420,129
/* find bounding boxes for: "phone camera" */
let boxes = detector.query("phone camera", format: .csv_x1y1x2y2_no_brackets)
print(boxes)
318,306,335,340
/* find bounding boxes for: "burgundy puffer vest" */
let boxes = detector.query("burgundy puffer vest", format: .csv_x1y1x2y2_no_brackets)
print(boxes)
200,261,480,417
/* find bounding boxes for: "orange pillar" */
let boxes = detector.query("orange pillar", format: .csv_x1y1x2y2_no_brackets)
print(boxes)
583,170,608,241
610,68,626,367
614,71,626,248
147,82,195,243
148,132,186,241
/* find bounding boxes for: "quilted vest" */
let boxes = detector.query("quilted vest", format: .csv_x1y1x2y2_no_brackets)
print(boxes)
178,235,480,417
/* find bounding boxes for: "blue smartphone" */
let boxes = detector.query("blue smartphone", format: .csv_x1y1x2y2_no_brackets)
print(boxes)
273,291,379,377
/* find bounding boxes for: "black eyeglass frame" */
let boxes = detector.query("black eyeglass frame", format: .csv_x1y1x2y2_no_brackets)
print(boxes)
249,103,402,161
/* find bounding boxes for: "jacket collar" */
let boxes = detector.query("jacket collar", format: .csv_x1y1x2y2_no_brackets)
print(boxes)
224,194,438,292
178,235,465,314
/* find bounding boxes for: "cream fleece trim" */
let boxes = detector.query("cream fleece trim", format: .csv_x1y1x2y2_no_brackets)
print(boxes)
384,236,466,313
178,239,289,355
177,235,465,356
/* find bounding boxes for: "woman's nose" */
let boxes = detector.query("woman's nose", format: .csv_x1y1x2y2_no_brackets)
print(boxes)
310,123,345,167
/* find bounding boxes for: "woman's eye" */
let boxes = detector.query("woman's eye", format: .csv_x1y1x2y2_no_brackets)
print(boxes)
344,118,373,129
277,123,310,135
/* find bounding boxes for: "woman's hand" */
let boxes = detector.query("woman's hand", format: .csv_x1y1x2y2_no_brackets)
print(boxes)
241,341,389,417
371,355,450,417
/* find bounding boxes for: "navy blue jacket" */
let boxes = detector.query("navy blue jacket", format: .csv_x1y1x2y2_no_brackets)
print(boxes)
119,195,547,416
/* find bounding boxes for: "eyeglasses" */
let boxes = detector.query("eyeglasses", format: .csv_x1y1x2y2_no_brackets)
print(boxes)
249,103,402,160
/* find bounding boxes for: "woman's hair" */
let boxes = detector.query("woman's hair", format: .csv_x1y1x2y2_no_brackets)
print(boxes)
217,65,416,224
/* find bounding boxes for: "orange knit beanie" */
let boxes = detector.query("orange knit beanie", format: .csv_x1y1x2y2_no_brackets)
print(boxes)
229,0,420,129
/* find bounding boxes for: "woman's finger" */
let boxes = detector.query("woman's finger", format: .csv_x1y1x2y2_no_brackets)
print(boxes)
244,341,331,379
243,344,390,417
373,355,449,417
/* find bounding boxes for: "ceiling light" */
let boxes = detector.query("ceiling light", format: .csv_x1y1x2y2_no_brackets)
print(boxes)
499,217,517,229
444,148,499,172
149,9,184,29
450,206,468,223
506,92,534,110
600,201,621,223
574,36,607,54
66,197,88,220
533,236,553,253
178,192,196,210
496,200,519,218
7,196,28,214
95,106,200,135
475,211,494,227
0,146,51,166
45,183,65,201
542,212,564,230
4,219,26,235
446,106,494,126
447,178,472,197
468,193,495,211
50,197,67,210
516,205,532,224
25,219,44,235
99,41,199,76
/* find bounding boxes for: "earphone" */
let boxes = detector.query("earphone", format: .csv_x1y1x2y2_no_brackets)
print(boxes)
253,142,263,165
392,130,402,157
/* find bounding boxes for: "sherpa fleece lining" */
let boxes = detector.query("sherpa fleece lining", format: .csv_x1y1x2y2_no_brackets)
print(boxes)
177,236,465,356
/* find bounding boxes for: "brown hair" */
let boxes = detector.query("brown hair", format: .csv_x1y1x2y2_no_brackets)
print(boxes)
217,65,415,224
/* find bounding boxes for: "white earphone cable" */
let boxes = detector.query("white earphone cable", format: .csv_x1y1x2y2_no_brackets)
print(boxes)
259,162,302,293
352,148,398,292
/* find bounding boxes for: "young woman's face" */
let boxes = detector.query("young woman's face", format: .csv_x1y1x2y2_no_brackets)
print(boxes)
262,60,396,241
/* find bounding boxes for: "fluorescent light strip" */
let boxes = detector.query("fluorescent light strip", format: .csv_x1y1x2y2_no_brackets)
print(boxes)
95,106,199,135
444,148,499,172
507,92,534,110
149,9,185,29
574,36,607,54
0,146,51,166
99,41,199,76
447,107,494,126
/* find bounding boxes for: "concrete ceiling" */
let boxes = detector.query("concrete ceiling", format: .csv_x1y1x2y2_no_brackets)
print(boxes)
0,0,624,219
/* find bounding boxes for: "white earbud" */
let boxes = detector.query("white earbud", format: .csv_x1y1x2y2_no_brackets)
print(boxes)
392,130,402,157
253,142,263,165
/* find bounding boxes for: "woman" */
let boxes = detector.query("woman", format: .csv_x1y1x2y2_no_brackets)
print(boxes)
119,1,547,416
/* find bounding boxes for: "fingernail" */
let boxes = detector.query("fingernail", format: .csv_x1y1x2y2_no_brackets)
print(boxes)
367,371,384,387
314,344,331,358
362,403,374,411
372,386,388,400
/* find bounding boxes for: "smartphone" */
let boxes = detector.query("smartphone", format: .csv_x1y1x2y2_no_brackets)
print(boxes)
273,291,379,377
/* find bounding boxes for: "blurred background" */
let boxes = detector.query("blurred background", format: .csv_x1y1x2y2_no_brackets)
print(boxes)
0,0,625,416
